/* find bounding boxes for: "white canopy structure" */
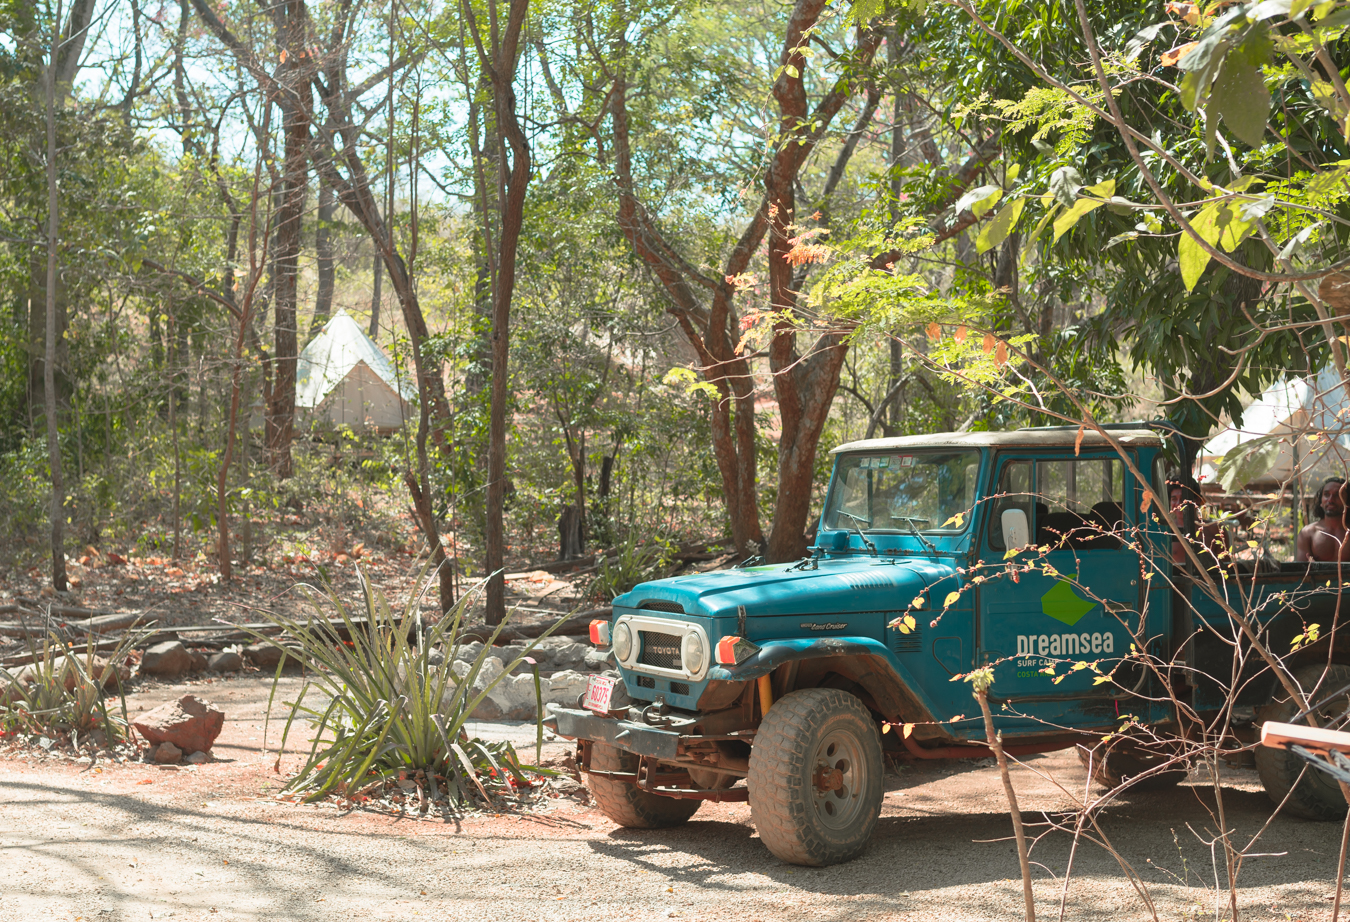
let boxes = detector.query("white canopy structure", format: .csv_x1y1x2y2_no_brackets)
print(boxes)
1199,364,1350,488
295,310,413,432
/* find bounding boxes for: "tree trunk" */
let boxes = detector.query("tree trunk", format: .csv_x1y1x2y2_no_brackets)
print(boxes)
558,504,584,561
468,0,532,626
368,251,382,338
309,178,335,341
606,7,879,561
26,0,94,426
886,33,905,439
43,6,67,593
263,1,311,480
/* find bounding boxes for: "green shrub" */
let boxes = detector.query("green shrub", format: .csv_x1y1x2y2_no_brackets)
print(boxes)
258,562,564,810
0,631,140,745
589,530,678,601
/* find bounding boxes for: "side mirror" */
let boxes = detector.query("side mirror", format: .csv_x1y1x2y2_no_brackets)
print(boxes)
1001,508,1029,550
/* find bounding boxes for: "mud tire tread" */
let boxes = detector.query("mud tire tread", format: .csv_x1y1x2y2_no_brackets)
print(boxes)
1256,664,1350,822
747,688,884,867
586,743,702,829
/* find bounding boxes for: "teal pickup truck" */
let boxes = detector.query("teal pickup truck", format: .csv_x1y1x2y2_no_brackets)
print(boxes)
546,423,1350,866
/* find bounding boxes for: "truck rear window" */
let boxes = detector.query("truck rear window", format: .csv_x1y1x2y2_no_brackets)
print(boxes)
827,451,979,533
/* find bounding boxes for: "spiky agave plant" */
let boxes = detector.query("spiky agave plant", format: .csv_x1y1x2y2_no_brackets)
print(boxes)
258,560,565,808
0,629,142,746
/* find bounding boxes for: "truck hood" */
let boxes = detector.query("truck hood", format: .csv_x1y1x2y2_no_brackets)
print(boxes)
614,556,959,620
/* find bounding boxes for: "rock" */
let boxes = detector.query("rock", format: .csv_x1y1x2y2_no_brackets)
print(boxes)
188,652,209,672
584,647,615,671
184,751,208,764
466,695,505,720
17,654,124,691
440,656,537,720
548,642,591,669
153,741,182,764
243,643,289,669
207,651,243,673
547,670,591,707
425,648,444,667
452,641,484,663
132,694,225,754
495,644,528,667
553,775,588,800
488,674,543,719
141,641,193,677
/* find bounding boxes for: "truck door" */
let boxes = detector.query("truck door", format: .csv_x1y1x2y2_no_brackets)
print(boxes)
978,452,1143,700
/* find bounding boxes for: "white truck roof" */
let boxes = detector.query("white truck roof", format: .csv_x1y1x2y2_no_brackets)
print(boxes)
831,426,1164,455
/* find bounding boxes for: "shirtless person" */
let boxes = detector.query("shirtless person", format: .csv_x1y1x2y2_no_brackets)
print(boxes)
1295,477,1347,562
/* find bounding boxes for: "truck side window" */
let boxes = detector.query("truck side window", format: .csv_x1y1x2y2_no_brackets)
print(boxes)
988,460,1032,551
1036,458,1125,550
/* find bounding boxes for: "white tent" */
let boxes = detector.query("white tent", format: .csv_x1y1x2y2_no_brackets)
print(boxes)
1199,364,1350,487
295,310,414,432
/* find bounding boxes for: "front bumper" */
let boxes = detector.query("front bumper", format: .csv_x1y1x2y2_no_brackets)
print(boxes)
545,704,681,761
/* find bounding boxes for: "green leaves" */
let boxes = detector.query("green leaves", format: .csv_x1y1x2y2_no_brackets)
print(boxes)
1048,166,1082,207
1216,435,1282,491
1291,622,1321,650
953,183,1002,218
1210,49,1270,148
1178,213,1220,291
1176,11,1273,156
1178,190,1272,289
975,197,1025,255
1051,179,1115,243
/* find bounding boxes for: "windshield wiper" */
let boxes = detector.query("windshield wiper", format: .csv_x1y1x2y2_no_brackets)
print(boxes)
894,516,939,555
836,511,878,557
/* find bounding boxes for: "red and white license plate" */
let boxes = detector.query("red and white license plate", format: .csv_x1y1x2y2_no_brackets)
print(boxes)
582,675,617,714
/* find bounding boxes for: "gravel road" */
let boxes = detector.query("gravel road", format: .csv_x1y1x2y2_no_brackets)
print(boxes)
0,675,1344,921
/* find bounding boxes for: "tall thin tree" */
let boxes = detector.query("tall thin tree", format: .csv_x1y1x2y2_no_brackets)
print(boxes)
462,0,531,625
43,0,67,593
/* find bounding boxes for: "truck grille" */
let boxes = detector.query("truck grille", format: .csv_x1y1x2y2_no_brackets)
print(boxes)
638,630,683,670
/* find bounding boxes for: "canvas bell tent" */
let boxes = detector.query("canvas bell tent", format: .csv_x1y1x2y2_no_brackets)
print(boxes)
295,310,414,433
1199,364,1350,489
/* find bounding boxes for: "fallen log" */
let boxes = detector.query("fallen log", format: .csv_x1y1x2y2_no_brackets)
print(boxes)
67,612,153,635
16,599,113,619
1,637,128,668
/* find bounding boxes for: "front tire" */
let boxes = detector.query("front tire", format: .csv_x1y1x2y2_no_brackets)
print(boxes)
747,688,884,866
586,743,702,828
1256,664,1350,821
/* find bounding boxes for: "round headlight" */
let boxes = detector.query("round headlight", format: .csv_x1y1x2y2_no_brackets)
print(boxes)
682,631,706,674
612,622,633,663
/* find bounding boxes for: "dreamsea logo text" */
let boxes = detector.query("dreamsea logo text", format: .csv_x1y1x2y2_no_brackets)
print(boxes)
1016,576,1117,658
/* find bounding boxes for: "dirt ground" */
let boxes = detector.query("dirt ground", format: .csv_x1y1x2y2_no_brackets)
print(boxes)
2,676,1348,922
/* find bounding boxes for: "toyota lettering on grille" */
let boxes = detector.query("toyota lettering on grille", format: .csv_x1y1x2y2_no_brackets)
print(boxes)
646,641,680,659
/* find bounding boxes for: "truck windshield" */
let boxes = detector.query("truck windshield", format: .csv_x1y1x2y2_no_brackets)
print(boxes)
826,451,979,533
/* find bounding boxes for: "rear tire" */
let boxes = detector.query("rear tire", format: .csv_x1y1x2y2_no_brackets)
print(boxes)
1256,664,1350,821
586,743,702,828
1077,736,1189,791
747,688,884,867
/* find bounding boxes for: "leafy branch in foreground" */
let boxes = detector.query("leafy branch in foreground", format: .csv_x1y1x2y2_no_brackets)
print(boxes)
257,562,565,811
